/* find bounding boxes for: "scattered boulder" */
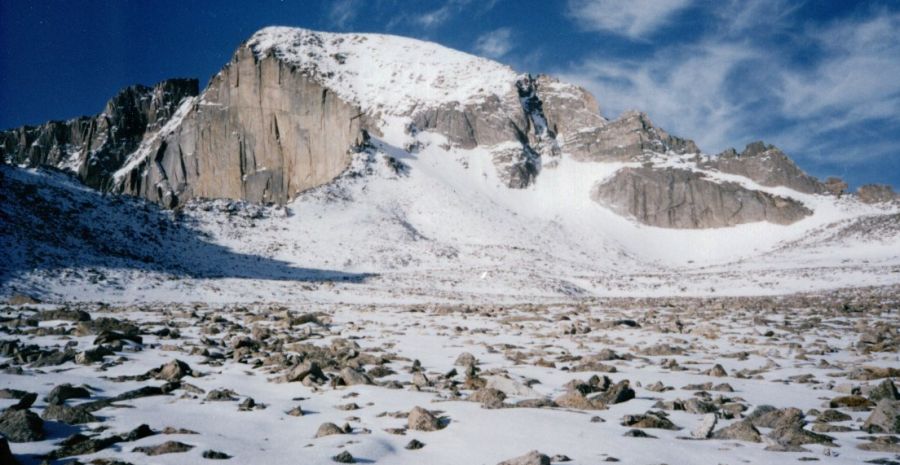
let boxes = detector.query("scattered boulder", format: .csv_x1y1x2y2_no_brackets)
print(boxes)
767,408,835,447
620,411,679,430
867,379,900,403
706,364,728,377
42,404,98,425
497,450,551,465
456,351,480,367
469,388,507,408
315,422,346,438
830,395,874,410
863,400,900,433
133,441,194,455
45,384,91,405
712,419,762,442
692,413,718,439
203,449,233,459
332,450,356,463
408,406,443,431
340,367,373,386
405,439,425,450
0,409,44,442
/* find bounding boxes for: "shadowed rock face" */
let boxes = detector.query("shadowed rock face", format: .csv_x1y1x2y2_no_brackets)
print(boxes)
114,45,369,207
593,167,812,228
707,142,826,194
0,79,199,190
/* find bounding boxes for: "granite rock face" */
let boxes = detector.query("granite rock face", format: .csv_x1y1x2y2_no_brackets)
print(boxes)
113,44,369,207
707,142,827,195
593,167,812,228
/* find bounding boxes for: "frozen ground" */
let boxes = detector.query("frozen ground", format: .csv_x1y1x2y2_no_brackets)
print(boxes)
1,289,899,465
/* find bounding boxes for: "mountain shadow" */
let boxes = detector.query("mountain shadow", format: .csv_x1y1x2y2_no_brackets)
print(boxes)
0,165,372,288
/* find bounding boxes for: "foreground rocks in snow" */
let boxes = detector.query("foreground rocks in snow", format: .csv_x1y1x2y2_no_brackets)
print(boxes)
133,441,195,456
0,409,44,442
408,406,444,431
864,400,900,433
496,450,551,465
711,419,762,442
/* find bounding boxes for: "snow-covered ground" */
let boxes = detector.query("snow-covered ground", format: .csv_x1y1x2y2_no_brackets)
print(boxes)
2,291,898,465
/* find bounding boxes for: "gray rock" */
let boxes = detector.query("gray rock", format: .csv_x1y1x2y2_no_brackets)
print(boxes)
620,411,679,430
315,422,346,438
0,409,44,442
332,450,356,463
766,408,835,447
45,383,91,405
593,167,812,228
407,406,443,431
202,449,232,459
42,404,98,425
867,379,900,403
454,352,478,367
469,388,507,408
711,419,762,442
405,439,425,450
133,440,194,456
496,450,551,465
340,367,373,386
863,400,900,433
692,413,718,439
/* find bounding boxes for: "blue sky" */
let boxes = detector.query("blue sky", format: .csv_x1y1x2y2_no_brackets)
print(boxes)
2,0,898,188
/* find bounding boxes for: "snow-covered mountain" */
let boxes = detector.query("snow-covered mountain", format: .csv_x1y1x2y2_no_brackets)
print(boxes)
1,26,899,302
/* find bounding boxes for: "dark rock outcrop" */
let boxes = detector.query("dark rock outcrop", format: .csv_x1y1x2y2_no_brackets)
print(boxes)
0,79,199,191
593,167,812,228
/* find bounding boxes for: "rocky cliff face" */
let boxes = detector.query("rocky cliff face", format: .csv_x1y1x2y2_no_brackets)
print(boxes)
0,79,199,190
113,45,368,207
593,167,812,228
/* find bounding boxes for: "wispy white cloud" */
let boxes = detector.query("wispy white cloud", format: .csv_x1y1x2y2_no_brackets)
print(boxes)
566,0,693,39
473,27,514,59
327,0,360,29
560,2,900,175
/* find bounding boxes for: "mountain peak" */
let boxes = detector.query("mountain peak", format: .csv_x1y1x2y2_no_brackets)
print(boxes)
245,26,518,115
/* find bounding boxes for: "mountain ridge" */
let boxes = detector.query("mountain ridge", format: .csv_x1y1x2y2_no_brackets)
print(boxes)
1,26,897,231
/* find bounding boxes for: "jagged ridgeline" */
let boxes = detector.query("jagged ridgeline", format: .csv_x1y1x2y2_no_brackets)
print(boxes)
1,27,894,227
